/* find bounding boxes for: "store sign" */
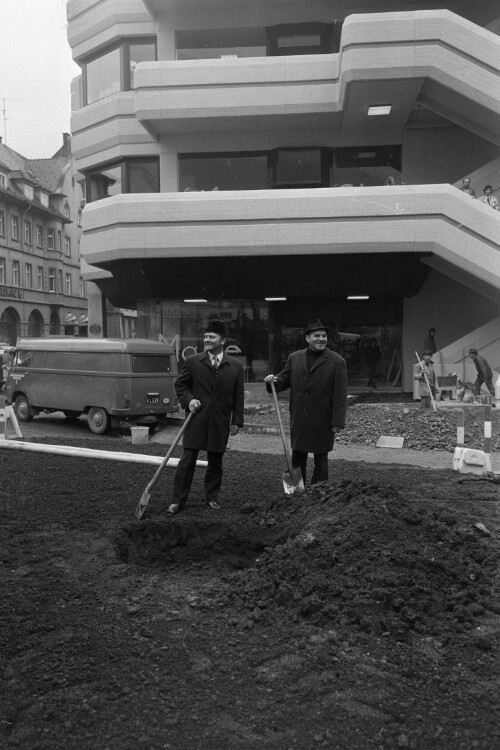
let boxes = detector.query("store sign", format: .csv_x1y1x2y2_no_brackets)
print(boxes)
0,285,23,300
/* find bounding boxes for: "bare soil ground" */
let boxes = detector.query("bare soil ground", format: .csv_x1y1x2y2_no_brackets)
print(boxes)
1,438,500,750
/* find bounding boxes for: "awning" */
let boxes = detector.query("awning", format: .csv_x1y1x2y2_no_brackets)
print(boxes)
65,313,77,324
78,314,88,324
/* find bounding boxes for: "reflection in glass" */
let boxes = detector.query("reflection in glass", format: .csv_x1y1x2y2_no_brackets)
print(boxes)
86,47,121,104
129,42,156,88
180,155,268,192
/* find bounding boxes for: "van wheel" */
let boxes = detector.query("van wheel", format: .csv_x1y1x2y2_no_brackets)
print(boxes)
14,394,33,422
88,407,109,435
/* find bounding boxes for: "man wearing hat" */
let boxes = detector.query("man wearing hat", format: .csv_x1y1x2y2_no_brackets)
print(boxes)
167,319,244,514
469,348,495,398
264,319,348,485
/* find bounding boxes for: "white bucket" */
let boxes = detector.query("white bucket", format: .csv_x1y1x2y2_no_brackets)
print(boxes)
131,426,149,445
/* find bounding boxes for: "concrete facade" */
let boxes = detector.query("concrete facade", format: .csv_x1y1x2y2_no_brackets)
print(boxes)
67,0,500,391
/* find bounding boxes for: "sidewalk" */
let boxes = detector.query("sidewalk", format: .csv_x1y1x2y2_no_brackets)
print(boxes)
150,424,467,471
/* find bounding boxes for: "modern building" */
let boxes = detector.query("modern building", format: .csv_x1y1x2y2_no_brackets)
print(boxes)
67,0,500,391
0,134,88,345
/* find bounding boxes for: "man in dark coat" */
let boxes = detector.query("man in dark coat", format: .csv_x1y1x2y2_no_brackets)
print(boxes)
469,348,495,397
264,319,348,485
167,320,244,514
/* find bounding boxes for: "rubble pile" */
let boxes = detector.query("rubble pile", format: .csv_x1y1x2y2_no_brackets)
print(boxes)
245,402,500,452
230,479,499,639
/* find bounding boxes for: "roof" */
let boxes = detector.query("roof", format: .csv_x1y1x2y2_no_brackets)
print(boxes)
15,338,175,355
0,143,69,195
30,158,69,194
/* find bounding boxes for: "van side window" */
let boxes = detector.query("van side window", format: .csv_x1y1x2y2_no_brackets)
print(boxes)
132,355,171,373
17,351,34,367
44,352,127,371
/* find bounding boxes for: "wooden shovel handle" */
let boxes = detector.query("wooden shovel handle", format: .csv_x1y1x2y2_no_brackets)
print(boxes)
270,380,294,475
145,411,194,492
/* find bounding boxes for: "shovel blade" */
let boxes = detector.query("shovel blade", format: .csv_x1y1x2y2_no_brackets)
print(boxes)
135,488,151,520
282,468,305,495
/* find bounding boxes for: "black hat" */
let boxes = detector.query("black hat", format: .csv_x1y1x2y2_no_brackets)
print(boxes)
305,319,329,335
205,319,227,338
469,348,477,355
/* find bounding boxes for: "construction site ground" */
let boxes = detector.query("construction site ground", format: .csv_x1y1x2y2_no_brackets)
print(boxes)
1,394,500,749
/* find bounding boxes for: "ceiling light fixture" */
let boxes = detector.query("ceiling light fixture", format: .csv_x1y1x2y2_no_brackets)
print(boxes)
347,295,369,300
367,105,391,116
184,298,207,303
265,297,287,301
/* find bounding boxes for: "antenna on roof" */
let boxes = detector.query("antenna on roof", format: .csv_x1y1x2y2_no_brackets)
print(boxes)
0,96,24,146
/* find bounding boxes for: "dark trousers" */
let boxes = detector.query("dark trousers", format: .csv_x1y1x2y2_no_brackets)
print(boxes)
172,448,223,508
474,376,495,396
292,450,329,485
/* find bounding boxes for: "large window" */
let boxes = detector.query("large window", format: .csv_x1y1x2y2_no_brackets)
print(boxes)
24,219,32,245
333,146,401,187
86,158,159,203
11,215,19,241
180,153,268,192
49,268,56,292
36,224,43,247
25,264,32,289
179,146,401,191
0,257,5,284
176,23,341,61
48,229,55,250
12,260,20,287
65,273,72,295
0,210,4,236
37,266,44,291
83,38,156,105
85,45,121,104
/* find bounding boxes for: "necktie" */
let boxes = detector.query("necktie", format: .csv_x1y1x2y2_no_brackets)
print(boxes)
212,356,219,371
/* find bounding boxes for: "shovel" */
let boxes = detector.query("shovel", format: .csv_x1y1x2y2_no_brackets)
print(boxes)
135,411,194,519
269,380,305,495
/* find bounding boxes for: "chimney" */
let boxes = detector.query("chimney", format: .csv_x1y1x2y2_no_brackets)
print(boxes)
62,132,71,157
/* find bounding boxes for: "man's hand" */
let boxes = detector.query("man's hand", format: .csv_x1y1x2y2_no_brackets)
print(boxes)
264,374,278,384
230,425,240,436
188,399,202,414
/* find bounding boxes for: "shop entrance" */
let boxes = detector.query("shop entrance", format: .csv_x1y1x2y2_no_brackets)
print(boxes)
280,323,402,389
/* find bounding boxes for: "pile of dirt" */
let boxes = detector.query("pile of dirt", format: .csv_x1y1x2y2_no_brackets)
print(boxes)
228,478,499,639
245,401,500,452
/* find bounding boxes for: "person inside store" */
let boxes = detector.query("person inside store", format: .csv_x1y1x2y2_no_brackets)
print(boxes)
469,348,496,399
264,319,348,485
167,320,244,515
414,351,437,409
459,177,476,198
423,327,437,355
479,185,499,211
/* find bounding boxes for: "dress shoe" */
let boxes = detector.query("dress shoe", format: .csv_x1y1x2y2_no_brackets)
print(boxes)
206,500,220,510
167,503,180,515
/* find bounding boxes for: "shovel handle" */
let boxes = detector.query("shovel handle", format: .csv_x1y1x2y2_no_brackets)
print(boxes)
270,380,295,475
145,411,194,493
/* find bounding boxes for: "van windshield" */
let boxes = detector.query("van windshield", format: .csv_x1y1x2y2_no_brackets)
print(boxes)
132,355,171,374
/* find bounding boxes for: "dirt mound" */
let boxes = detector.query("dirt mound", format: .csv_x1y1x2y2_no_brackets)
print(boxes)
229,479,499,639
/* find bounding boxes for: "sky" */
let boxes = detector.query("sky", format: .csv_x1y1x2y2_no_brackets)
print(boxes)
0,0,80,159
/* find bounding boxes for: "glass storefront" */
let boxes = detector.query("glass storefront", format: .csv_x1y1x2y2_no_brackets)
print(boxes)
136,299,270,381
136,299,402,388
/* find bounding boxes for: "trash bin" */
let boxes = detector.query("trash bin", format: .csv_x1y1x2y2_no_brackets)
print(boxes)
131,426,149,445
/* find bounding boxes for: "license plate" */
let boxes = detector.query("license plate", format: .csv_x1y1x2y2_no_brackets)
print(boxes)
146,393,160,404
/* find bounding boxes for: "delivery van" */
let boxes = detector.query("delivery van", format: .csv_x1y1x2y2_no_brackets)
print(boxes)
5,337,178,434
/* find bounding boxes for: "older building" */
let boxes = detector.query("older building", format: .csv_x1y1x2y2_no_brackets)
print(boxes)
67,0,500,390
0,134,88,344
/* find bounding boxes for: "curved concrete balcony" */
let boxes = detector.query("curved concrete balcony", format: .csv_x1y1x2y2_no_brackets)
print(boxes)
70,93,159,168
67,0,154,61
81,185,500,299
134,10,500,142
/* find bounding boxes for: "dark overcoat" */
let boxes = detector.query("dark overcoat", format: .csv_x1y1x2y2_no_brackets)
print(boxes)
271,347,348,453
175,351,244,453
